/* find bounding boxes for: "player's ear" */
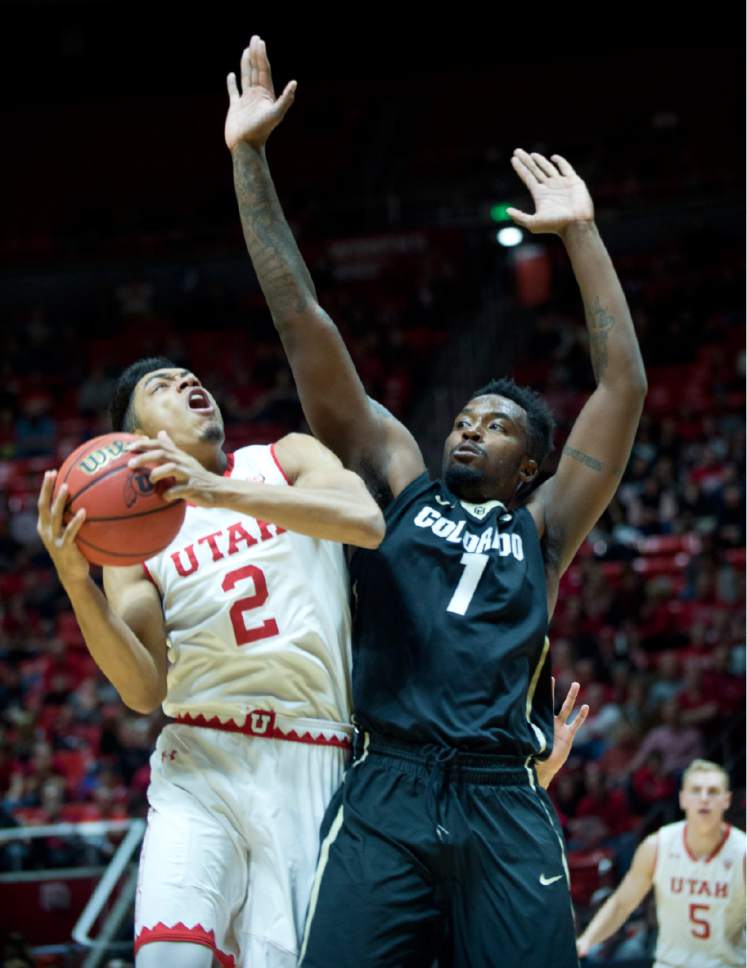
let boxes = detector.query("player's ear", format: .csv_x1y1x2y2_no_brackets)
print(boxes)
519,456,538,484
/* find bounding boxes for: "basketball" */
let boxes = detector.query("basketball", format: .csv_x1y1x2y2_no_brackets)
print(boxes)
53,432,186,567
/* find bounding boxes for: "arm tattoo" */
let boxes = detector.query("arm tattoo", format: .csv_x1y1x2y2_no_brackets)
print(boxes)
233,145,316,320
587,298,616,382
367,397,398,423
563,445,603,472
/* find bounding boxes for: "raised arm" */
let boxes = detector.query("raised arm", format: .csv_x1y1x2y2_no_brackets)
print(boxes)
224,36,424,498
129,431,385,548
576,834,657,957
509,150,647,576
37,471,168,714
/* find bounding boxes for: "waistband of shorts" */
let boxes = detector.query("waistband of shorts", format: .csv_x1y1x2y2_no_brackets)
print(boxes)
355,731,535,786
169,709,352,751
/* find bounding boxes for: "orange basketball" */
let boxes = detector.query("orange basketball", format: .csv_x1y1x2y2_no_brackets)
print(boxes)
53,432,186,567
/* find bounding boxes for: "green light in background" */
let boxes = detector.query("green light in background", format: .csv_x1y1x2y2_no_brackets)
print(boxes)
490,203,512,223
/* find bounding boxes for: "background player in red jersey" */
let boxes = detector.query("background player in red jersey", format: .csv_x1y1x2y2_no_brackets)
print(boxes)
578,759,745,967
225,36,645,968
36,358,385,967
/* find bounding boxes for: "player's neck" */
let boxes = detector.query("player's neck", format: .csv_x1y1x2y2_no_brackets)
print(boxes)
684,820,727,858
189,444,227,474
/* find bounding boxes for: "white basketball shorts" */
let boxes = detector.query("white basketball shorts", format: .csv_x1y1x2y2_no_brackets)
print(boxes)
134,711,350,967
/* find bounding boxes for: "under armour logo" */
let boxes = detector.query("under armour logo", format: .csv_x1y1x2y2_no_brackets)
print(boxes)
161,750,177,762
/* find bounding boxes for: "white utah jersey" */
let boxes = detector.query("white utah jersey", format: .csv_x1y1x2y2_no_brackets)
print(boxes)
653,820,746,968
143,444,352,727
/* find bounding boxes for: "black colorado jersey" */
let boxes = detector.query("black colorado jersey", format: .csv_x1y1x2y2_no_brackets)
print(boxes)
350,472,553,754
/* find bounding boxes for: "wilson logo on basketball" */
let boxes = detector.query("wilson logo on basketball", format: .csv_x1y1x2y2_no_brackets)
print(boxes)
123,471,156,508
78,439,129,476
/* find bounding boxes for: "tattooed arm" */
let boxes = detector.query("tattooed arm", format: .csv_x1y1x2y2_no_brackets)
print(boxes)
508,150,647,576
224,37,425,499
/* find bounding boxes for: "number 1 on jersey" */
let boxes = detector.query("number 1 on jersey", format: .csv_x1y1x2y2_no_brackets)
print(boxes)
447,553,489,616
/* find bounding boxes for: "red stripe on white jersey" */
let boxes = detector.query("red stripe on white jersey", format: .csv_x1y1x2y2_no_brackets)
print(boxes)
270,442,291,484
135,921,236,967
141,561,158,590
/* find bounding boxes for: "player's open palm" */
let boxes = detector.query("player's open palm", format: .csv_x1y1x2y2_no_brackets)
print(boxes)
508,149,594,236
225,35,297,151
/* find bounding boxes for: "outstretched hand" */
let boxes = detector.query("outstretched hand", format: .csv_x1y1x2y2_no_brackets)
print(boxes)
536,678,590,788
225,35,297,151
508,149,594,236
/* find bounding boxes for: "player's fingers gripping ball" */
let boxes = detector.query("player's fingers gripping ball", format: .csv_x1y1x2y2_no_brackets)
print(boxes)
53,432,186,566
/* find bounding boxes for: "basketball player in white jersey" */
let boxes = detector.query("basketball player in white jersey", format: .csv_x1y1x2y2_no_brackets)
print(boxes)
577,759,746,967
36,357,385,967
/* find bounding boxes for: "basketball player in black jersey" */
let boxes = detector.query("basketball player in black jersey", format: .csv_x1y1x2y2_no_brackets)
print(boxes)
226,37,647,967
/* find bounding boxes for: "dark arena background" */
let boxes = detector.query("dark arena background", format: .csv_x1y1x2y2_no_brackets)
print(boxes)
0,6,744,965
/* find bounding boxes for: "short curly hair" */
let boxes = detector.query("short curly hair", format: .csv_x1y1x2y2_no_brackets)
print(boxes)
110,357,177,432
471,376,555,467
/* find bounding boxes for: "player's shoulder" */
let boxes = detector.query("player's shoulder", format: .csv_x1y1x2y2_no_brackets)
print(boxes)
640,831,662,857
726,824,747,848
231,441,291,484
653,820,684,848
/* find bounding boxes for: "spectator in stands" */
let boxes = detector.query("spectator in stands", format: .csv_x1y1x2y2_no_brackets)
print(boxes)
13,396,56,459
627,697,704,776
573,682,623,760
569,762,633,855
630,750,677,819
598,720,640,783
647,651,683,708
77,365,116,418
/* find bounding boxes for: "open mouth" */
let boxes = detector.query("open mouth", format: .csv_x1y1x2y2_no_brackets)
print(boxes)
453,443,484,459
187,388,213,413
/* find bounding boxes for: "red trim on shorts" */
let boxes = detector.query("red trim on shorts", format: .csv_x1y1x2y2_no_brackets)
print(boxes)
135,922,236,967
223,452,235,478
270,443,291,484
173,709,351,750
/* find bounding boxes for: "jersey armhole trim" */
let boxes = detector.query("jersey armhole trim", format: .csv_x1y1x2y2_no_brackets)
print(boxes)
141,562,160,594
222,452,236,478
385,469,430,519
270,442,291,485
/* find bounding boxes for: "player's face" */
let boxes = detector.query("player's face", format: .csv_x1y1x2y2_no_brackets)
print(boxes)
679,771,731,829
442,394,537,502
131,368,224,453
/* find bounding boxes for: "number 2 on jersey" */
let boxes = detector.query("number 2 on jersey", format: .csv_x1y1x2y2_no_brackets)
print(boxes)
447,552,489,616
222,564,279,646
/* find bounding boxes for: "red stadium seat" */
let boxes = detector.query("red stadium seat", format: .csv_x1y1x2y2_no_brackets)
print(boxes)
567,848,615,906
